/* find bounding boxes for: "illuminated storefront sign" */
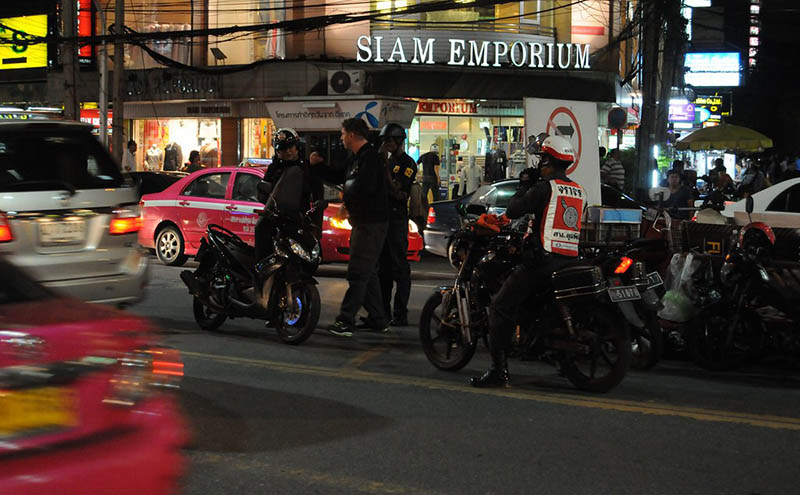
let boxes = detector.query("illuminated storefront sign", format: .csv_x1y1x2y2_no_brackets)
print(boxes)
684,52,741,87
416,100,478,115
0,15,47,70
357,36,591,69
694,93,731,125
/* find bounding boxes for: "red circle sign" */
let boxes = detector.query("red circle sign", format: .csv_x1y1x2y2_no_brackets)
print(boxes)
545,106,582,175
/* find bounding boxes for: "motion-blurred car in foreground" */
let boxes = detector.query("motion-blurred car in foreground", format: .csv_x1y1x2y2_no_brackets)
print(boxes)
139,166,422,265
0,120,148,305
0,258,187,494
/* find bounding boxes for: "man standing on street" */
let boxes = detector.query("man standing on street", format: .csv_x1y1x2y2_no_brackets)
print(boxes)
121,140,137,173
417,144,441,206
601,148,626,191
311,118,390,337
377,123,416,327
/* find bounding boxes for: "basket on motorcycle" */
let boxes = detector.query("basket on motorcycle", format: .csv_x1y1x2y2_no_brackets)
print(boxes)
551,265,606,300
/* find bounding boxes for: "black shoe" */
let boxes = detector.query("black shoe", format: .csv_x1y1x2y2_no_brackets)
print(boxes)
470,366,510,388
356,316,389,333
390,316,409,327
327,320,354,337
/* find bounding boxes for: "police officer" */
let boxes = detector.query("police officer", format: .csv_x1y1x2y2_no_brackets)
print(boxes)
311,118,390,337
377,123,417,327
254,128,323,263
471,134,587,388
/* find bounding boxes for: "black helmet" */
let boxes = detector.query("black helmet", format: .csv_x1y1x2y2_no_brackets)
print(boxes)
273,128,299,152
379,123,406,142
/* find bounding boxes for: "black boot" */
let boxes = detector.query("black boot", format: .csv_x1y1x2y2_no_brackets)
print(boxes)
470,349,510,388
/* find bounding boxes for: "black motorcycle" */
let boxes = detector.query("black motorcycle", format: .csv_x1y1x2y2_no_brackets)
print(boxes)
419,206,632,393
180,202,325,345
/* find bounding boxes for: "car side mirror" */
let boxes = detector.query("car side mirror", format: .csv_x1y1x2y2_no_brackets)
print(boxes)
466,203,487,216
746,195,754,215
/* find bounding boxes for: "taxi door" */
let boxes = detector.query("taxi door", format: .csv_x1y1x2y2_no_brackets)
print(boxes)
222,169,265,246
176,171,232,249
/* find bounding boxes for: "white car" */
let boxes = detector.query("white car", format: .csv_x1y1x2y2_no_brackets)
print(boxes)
0,119,148,306
723,177,800,227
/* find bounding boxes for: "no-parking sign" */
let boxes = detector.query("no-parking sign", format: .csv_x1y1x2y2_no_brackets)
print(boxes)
524,98,601,206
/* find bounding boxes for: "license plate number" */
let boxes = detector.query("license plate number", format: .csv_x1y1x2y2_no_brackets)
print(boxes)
646,271,664,289
39,220,86,246
0,387,76,438
608,285,641,302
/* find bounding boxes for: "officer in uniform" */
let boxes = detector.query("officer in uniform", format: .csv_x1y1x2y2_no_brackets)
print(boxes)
471,134,587,388
376,123,417,327
254,128,323,263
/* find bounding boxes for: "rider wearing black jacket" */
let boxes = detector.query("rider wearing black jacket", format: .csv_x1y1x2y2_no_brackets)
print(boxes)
471,134,587,388
254,128,323,263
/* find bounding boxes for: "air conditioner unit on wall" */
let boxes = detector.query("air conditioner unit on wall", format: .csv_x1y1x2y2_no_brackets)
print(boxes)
327,70,365,95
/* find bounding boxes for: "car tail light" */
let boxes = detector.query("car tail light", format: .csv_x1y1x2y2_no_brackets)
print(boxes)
329,217,352,230
104,347,183,407
110,205,143,235
426,207,436,226
0,213,12,243
614,257,634,274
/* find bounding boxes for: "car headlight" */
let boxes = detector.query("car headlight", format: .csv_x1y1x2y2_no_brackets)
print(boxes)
288,238,312,262
408,219,418,234
330,217,352,230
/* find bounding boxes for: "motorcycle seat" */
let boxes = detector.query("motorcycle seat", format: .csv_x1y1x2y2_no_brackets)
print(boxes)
552,264,595,278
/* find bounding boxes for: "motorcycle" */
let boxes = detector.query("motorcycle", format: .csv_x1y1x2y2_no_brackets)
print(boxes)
689,197,800,369
419,205,632,393
180,201,325,345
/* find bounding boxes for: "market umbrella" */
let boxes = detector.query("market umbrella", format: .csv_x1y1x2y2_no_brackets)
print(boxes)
675,123,773,151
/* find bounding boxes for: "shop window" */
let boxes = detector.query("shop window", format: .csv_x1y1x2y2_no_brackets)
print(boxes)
208,0,285,65
231,172,262,203
182,172,231,199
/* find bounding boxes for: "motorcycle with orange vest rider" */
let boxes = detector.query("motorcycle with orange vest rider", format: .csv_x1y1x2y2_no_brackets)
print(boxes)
472,134,586,388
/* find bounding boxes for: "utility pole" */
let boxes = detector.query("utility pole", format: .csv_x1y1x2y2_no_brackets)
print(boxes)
635,0,660,194
62,0,80,121
112,0,125,162
93,0,109,148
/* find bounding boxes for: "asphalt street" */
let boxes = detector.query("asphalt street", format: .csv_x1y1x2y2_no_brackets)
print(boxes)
132,253,800,495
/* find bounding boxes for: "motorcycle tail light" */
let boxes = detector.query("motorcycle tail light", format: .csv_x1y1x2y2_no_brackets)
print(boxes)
614,257,634,274
110,205,143,235
426,207,436,226
0,213,12,243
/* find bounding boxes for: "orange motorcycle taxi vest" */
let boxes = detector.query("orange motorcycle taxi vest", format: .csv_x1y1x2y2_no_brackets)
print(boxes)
540,179,586,257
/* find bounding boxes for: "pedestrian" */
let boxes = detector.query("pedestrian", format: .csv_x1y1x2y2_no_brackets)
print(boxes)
598,146,607,168
417,144,441,207
459,155,481,196
452,157,463,199
311,118,390,337
182,150,203,174
377,123,416,327
663,169,693,220
739,159,766,196
601,148,625,190
121,139,137,173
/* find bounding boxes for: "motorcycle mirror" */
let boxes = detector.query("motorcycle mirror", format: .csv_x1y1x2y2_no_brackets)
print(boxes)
465,203,488,216
648,187,671,203
745,195,755,215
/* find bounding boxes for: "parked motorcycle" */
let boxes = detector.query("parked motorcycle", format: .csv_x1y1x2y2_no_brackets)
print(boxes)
419,206,631,393
689,197,800,369
180,202,325,344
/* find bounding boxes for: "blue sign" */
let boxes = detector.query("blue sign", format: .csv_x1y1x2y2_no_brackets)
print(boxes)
684,52,741,87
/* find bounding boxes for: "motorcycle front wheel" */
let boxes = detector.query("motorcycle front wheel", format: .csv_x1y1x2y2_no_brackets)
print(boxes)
275,282,321,345
193,297,227,331
419,290,477,371
560,304,632,393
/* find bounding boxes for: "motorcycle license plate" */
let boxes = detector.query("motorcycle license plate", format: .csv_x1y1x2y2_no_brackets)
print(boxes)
646,271,664,289
608,285,641,302
0,387,77,438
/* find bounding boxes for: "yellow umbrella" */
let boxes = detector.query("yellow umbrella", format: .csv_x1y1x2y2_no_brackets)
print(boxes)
675,123,773,151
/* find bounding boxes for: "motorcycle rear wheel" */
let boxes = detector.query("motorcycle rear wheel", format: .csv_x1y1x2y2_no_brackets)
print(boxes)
193,297,227,331
275,282,321,345
560,305,632,393
419,291,477,371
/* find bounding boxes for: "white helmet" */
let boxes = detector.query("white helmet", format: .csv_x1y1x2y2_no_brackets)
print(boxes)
527,133,575,166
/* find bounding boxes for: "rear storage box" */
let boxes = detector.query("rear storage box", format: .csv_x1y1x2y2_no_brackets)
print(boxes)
552,265,606,300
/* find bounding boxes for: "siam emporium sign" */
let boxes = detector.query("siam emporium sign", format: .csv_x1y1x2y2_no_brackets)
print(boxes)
357,36,591,69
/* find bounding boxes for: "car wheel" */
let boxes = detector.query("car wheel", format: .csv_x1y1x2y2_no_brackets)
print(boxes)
156,226,188,266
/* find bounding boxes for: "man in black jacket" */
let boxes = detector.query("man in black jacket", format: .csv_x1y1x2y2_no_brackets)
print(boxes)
377,123,417,327
311,118,390,336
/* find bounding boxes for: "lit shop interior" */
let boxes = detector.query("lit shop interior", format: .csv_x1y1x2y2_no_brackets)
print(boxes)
131,118,221,171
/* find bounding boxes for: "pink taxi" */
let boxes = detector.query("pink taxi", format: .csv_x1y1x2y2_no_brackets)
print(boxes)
0,258,187,494
139,166,423,265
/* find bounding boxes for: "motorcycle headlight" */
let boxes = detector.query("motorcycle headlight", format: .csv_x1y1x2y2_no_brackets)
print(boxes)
311,241,321,262
287,238,312,262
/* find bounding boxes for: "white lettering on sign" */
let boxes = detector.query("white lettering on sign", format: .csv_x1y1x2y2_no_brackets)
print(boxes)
356,37,591,70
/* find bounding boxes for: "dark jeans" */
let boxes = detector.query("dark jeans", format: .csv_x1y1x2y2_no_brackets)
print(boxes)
378,217,411,321
422,177,439,206
488,255,572,353
337,221,388,326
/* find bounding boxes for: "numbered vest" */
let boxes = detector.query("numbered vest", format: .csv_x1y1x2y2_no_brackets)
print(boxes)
540,179,585,257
